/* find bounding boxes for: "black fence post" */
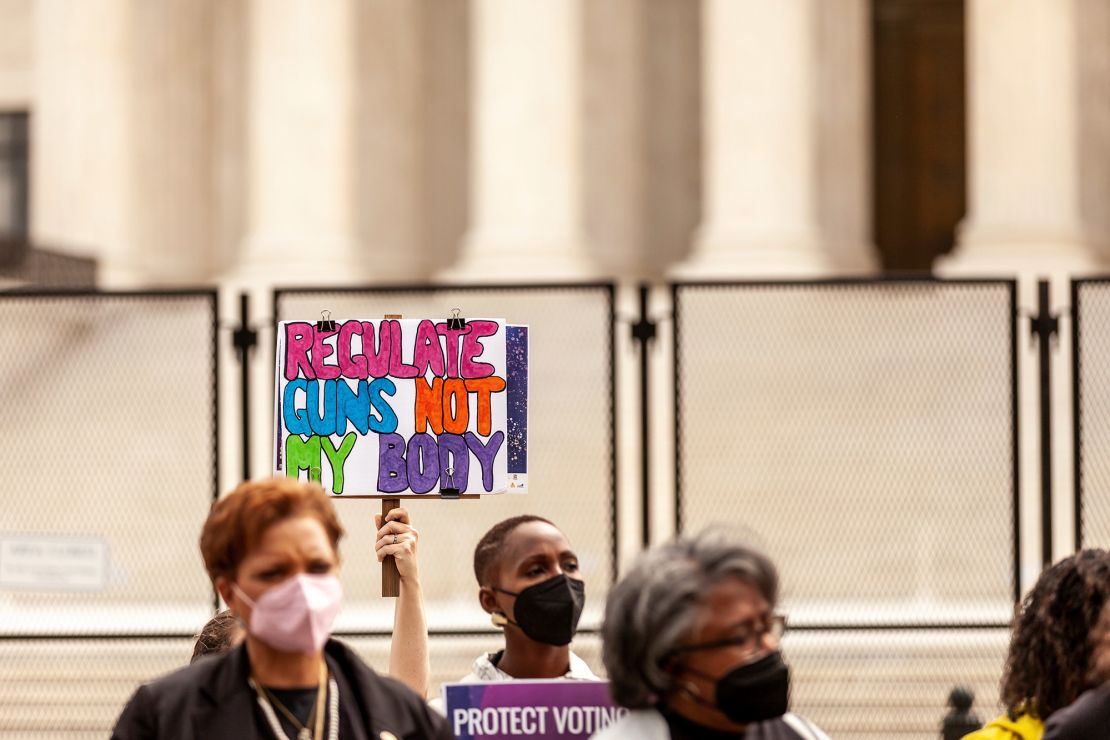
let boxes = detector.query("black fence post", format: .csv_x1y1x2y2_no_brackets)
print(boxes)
631,284,657,549
231,292,258,482
1071,279,1083,549
1030,279,1058,568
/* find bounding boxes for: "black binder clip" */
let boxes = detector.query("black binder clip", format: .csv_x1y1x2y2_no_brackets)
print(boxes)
446,308,466,331
317,310,337,333
439,466,461,498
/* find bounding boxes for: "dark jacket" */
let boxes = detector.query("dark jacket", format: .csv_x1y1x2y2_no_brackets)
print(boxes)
1042,685,1110,740
111,639,453,740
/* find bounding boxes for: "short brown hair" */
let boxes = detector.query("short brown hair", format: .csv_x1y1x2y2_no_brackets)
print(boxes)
200,478,344,584
473,515,556,586
190,609,243,663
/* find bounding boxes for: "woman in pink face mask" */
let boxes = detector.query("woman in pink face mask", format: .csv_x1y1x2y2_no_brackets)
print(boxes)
189,506,430,699
111,478,453,740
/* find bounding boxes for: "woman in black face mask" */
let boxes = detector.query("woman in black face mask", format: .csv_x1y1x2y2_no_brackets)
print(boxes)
593,531,828,740
438,515,597,701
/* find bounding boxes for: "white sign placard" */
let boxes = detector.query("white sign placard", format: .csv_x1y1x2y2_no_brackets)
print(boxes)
274,318,512,496
0,535,109,592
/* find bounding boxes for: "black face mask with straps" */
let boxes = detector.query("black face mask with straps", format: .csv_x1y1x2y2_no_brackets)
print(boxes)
681,651,791,724
493,573,586,646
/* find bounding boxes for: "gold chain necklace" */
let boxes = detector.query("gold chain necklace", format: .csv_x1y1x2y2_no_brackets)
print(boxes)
250,661,328,740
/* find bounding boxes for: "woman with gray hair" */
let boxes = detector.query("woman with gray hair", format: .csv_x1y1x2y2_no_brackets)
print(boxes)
592,531,828,740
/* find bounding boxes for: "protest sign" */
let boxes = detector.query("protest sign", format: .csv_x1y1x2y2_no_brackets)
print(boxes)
444,680,626,739
275,318,519,496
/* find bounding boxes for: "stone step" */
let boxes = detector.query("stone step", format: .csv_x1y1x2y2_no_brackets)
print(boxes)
0,632,1005,739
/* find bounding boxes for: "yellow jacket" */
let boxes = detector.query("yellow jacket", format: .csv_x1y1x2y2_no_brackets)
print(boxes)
962,713,1043,740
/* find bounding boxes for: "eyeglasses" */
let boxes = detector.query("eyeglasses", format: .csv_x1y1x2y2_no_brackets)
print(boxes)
665,613,788,662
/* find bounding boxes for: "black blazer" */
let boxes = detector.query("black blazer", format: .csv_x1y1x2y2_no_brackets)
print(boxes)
1043,685,1110,740
111,639,453,740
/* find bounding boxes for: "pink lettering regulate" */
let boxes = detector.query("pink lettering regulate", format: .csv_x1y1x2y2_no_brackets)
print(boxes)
337,321,368,379
311,323,341,380
459,320,498,378
412,319,446,378
284,322,316,381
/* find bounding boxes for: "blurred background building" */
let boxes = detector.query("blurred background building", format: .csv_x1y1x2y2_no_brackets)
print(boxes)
6,0,1109,290
2,1,1110,738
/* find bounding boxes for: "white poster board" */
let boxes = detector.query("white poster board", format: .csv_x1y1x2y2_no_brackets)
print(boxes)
275,318,511,496
0,535,109,592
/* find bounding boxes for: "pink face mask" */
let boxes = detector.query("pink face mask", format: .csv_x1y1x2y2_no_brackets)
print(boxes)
233,573,343,654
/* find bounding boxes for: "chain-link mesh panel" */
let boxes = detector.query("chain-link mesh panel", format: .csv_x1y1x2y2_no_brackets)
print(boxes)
1074,280,1110,548
0,627,1005,740
0,637,195,739
673,281,1015,739
674,282,1016,625
416,630,1002,740
0,631,603,738
781,628,1008,740
274,286,615,630
3,628,1000,739
0,292,218,738
0,293,218,632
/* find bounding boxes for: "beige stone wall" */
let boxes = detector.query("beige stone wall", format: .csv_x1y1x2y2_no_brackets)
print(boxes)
0,0,30,108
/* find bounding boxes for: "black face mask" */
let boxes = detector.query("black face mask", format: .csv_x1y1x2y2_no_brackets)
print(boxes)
684,651,791,724
493,574,585,646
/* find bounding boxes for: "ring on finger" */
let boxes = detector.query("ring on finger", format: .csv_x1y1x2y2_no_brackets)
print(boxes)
392,534,398,545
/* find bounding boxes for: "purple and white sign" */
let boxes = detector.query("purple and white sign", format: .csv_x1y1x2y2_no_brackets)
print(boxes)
444,680,627,739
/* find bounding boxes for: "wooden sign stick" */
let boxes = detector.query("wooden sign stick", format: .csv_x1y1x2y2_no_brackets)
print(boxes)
382,496,401,597
381,314,404,598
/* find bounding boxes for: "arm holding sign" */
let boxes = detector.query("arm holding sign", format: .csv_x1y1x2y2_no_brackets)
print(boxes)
374,507,430,698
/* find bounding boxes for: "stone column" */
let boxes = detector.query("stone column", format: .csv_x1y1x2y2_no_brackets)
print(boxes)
452,0,595,280
236,0,363,282
582,0,701,280
679,0,874,277
33,0,217,287
942,0,1110,568
32,0,134,283
945,0,1110,274
0,0,31,108
129,0,216,284
210,0,249,280
353,0,469,281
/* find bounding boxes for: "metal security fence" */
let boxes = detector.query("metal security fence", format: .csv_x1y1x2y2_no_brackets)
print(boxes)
1072,278,1110,548
272,284,617,633
0,291,218,737
672,279,1018,737
781,628,1009,740
0,279,1036,739
0,637,196,739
